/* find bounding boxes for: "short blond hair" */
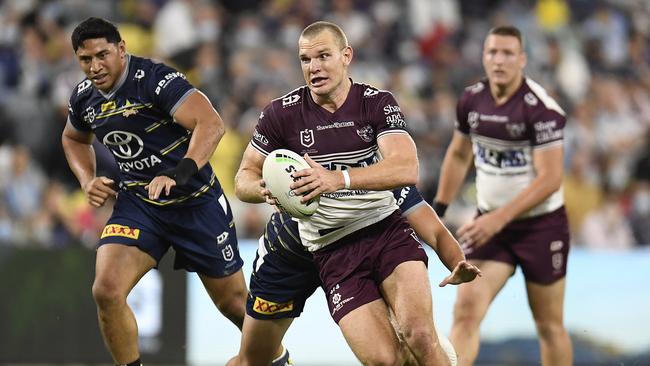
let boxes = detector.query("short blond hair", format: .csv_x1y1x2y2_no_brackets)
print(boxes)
300,21,348,49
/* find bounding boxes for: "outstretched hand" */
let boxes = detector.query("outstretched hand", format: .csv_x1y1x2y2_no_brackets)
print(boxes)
438,260,482,287
290,154,342,203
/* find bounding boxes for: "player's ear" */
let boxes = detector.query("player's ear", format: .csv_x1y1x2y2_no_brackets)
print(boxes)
118,40,126,58
342,46,353,66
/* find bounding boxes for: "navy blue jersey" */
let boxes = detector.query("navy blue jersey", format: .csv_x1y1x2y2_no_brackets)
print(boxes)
67,55,220,206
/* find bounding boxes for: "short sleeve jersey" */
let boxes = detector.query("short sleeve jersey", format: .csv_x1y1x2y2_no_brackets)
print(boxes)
251,82,409,251
67,55,220,206
456,77,566,217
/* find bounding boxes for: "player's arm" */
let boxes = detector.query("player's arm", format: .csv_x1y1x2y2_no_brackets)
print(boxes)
486,145,561,224
457,145,563,246
234,144,268,204
433,131,474,216
146,90,225,199
172,90,225,169
293,133,418,201
61,121,116,207
406,203,481,286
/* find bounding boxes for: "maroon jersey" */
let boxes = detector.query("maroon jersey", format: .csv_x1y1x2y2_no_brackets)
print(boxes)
251,82,409,251
456,78,566,217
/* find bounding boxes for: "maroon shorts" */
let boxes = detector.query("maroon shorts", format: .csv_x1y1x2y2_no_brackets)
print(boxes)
312,210,428,323
466,206,570,284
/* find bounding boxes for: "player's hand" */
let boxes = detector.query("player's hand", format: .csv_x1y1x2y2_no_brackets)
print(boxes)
145,175,176,200
438,260,482,287
456,210,508,250
259,179,284,212
82,176,117,207
290,154,338,203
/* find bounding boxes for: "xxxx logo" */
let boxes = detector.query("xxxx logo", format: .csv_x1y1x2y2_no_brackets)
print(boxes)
253,297,294,315
100,224,140,239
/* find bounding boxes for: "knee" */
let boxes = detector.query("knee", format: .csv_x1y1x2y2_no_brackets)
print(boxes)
215,290,247,322
361,350,401,366
452,299,483,330
401,324,435,353
535,319,566,340
91,279,126,309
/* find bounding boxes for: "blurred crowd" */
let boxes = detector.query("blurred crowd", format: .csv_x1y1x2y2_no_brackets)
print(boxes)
0,0,648,249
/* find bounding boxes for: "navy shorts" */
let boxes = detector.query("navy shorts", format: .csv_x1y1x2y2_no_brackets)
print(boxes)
466,206,570,284
246,236,321,320
98,190,243,278
313,210,428,323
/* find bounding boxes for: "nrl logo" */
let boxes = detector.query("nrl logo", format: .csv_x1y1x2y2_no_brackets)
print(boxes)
468,111,479,129
83,107,96,124
300,129,314,147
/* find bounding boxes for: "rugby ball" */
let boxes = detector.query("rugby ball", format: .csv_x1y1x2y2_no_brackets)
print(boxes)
439,335,458,366
262,149,320,219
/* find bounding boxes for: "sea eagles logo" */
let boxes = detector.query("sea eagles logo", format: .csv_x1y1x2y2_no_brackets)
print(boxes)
300,129,314,147
524,92,538,106
468,111,480,129
356,125,374,142
506,122,526,138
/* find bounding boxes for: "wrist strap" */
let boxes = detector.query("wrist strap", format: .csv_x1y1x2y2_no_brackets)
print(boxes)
156,158,199,186
433,201,448,217
342,169,351,190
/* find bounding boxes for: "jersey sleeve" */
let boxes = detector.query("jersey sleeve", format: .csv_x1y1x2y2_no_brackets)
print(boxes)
455,91,471,135
372,92,409,139
528,107,566,149
393,185,426,216
249,103,284,156
67,85,92,132
148,63,195,116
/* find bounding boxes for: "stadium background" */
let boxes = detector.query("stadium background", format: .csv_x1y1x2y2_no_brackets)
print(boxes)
0,0,648,365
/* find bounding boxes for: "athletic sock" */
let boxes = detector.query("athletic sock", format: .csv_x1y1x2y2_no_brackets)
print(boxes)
271,347,292,366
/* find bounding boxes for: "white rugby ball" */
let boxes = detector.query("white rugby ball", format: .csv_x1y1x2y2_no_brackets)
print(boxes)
262,149,320,219
439,335,458,366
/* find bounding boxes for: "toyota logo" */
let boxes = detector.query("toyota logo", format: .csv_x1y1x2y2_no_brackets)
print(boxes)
102,131,144,159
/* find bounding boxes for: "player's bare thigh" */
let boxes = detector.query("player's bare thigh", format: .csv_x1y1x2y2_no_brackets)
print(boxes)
94,244,156,297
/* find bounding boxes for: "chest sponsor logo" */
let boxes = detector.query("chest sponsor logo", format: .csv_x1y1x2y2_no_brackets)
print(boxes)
83,107,96,124
468,111,479,129
506,122,526,138
356,125,374,142
253,297,294,315
476,145,527,168
300,128,314,148
316,121,354,131
480,114,508,122
101,224,140,239
524,92,538,106
103,131,144,159
363,87,379,97
282,95,300,107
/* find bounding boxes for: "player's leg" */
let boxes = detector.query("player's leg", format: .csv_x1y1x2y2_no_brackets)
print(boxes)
199,270,248,329
227,315,294,366
449,260,513,366
380,260,449,366
338,298,403,365
526,278,572,366
93,243,156,364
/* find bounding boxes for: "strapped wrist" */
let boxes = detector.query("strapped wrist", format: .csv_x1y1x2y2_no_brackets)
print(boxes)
156,158,199,186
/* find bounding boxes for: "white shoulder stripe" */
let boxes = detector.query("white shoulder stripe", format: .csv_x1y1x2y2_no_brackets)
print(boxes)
525,78,565,116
